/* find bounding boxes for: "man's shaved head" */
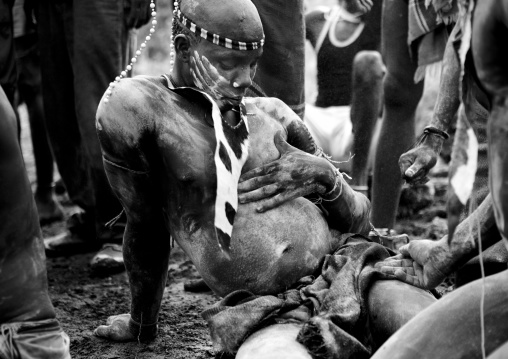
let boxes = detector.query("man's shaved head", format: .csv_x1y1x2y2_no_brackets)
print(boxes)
179,0,264,43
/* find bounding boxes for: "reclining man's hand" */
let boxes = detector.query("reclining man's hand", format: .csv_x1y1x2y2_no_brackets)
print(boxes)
375,239,450,290
94,313,157,342
399,140,441,185
238,131,333,213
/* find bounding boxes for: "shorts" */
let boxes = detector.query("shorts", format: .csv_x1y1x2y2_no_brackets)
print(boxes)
0,318,70,359
304,103,353,161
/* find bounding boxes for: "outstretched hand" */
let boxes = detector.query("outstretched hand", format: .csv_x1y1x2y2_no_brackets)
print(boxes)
399,142,440,185
238,131,332,212
375,239,450,290
94,313,157,342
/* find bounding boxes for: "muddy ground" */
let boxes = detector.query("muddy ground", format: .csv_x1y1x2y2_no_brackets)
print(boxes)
17,1,450,357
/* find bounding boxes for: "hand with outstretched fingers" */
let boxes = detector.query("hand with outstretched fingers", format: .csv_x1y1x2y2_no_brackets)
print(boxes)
375,239,451,290
125,0,152,29
94,313,157,342
238,131,333,213
399,141,441,185
190,51,239,108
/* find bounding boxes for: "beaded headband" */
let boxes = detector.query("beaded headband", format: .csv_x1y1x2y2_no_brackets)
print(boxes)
175,9,265,50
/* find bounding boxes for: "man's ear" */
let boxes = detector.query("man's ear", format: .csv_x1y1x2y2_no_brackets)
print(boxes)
174,34,191,63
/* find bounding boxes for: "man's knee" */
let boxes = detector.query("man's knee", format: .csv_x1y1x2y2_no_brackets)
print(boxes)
352,51,385,86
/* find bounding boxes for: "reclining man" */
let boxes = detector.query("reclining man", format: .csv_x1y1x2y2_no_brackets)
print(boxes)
93,0,437,356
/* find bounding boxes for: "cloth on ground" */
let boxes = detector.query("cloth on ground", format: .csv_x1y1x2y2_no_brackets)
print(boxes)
202,233,396,357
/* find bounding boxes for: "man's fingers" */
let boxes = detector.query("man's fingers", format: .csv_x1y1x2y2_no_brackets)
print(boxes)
238,184,280,204
202,56,221,83
256,187,307,212
190,69,205,91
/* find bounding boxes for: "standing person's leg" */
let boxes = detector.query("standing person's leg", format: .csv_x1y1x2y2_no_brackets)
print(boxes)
0,86,70,359
249,0,306,118
15,33,64,225
0,0,17,107
37,0,97,245
73,0,133,270
371,0,423,229
349,50,384,195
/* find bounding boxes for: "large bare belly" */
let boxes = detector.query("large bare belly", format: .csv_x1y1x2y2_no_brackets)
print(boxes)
194,197,336,297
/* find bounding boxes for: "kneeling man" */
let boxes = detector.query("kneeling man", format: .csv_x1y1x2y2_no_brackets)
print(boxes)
94,0,435,357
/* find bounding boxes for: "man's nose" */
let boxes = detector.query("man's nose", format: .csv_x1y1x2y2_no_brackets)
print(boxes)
232,67,253,89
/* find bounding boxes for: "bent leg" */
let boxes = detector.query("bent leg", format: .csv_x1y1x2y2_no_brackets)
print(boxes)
371,0,424,228
368,279,436,348
372,270,508,359
236,323,311,359
350,50,384,192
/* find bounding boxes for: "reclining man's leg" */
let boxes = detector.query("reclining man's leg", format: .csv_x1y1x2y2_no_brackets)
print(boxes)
372,270,508,359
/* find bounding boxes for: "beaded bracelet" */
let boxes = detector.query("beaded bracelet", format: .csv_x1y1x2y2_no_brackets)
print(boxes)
423,126,450,140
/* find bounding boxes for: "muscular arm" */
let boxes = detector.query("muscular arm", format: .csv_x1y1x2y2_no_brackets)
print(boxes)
399,23,462,182
239,98,371,234
95,78,171,341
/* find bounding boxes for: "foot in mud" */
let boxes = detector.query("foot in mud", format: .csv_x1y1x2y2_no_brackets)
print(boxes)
90,243,125,275
35,188,65,225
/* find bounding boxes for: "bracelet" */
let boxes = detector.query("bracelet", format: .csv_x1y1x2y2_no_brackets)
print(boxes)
423,126,450,140
129,317,158,328
321,167,343,201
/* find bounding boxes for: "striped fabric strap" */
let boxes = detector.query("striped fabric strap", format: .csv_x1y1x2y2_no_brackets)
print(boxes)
176,9,265,50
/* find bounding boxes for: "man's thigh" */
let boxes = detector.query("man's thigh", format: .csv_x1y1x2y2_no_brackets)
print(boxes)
368,279,436,348
372,269,508,359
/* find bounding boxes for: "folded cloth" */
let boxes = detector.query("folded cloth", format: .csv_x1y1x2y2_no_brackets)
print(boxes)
408,0,459,81
202,233,396,357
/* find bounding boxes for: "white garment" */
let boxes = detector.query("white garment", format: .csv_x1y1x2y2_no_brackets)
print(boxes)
304,104,353,162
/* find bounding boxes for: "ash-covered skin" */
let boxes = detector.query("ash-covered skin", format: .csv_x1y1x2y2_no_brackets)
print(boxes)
0,89,56,324
96,77,371,298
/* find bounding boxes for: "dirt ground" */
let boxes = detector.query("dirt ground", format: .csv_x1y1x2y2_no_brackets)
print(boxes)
16,1,450,357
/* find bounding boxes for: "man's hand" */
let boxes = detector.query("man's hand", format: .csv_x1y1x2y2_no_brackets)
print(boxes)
125,0,152,29
399,142,441,185
238,131,332,212
190,52,240,109
375,239,450,290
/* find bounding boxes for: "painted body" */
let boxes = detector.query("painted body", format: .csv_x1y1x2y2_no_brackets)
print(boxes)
97,76,369,297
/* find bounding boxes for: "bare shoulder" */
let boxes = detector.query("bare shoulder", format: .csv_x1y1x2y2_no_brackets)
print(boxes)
97,75,175,127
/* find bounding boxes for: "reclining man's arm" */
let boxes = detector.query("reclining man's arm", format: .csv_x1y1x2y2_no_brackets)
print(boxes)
93,83,171,342
239,99,371,234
